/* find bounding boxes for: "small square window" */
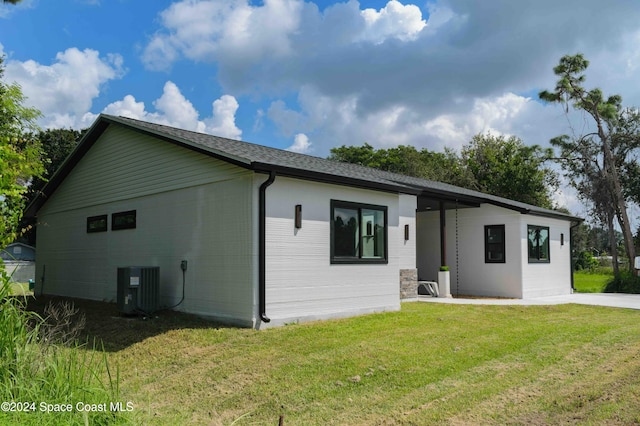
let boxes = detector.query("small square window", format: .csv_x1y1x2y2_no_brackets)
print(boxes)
87,215,108,233
112,210,136,231
485,225,505,263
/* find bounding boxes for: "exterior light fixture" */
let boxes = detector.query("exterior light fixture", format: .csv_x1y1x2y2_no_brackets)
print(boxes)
295,204,302,229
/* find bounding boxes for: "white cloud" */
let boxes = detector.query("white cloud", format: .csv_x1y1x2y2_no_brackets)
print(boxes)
1,42,241,137
267,87,570,156
203,94,242,139
151,81,201,129
287,133,312,153
359,0,426,44
143,0,427,77
3,48,124,128
142,0,302,71
102,94,147,119
100,82,242,140
141,0,640,129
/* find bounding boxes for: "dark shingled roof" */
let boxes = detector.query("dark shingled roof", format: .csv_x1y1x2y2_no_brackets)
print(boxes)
26,114,581,222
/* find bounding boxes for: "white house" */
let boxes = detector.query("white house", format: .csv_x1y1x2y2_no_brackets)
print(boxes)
1,242,36,283
26,115,581,328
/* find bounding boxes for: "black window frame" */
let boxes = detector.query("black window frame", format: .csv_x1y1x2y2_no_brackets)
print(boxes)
86,214,108,233
330,200,388,264
528,225,550,263
484,224,505,263
112,210,137,231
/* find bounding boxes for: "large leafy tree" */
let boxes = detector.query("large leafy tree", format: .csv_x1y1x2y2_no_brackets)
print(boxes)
0,57,43,250
461,133,557,209
27,128,83,194
540,54,637,274
329,134,558,209
19,128,83,244
328,143,476,188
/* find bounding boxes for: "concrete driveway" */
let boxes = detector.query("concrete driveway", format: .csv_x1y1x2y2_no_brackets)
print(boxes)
419,293,640,310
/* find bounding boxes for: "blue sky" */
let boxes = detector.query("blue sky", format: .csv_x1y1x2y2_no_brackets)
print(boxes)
3,0,640,214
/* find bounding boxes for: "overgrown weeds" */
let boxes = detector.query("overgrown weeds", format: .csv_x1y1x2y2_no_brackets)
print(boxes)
0,272,132,425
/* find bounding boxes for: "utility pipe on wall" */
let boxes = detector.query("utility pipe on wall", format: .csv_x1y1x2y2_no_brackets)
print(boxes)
259,171,276,323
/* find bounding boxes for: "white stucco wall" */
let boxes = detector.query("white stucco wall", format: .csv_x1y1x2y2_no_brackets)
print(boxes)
259,176,410,326
398,194,417,270
520,216,572,298
36,125,257,326
417,204,523,298
416,203,573,298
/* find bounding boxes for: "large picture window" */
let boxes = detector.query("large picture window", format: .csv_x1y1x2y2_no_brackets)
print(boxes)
528,225,550,263
331,200,387,264
485,225,505,263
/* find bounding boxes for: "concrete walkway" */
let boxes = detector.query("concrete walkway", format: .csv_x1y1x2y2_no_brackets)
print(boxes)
418,293,640,310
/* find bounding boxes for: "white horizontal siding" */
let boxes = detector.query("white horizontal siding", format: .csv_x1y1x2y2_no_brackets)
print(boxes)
40,125,248,215
261,177,402,325
36,127,257,326
37,177,256,325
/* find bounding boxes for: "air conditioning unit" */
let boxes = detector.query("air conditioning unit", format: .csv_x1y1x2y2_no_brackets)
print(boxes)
117,266,160,315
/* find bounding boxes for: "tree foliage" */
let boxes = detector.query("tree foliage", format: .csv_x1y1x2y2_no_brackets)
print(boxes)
461,134,557,209
0,57,43,250
540,53,637,274
328,143,477,188
18,128,83,245
329,134,558,209
25,128,83,202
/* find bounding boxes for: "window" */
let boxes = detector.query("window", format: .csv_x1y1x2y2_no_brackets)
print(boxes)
485,225,505,263
528,225,550,263
331,200,387,264
112,210,136,230
87,215,108,233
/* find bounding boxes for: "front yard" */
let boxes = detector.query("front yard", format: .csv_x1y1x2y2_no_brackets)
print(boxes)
10,297,640,425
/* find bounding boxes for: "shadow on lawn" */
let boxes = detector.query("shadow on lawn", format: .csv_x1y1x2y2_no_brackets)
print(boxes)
25,295,229,352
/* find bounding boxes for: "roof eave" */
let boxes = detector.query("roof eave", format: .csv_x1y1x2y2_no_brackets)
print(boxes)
25,114,257,218
24,117,111,218
251,162,421,196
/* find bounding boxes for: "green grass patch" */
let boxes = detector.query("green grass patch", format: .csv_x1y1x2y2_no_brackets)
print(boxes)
33,299,638,425
573,271,611,293
9,282,32,296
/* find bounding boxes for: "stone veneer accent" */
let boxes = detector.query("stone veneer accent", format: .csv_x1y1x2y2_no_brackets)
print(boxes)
399,268,418,299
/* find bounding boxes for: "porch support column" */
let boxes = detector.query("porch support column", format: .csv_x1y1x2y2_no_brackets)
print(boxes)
439,200,447,267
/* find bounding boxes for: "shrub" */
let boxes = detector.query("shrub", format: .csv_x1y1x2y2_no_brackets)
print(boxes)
575,251,599,271
604,270,640,294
